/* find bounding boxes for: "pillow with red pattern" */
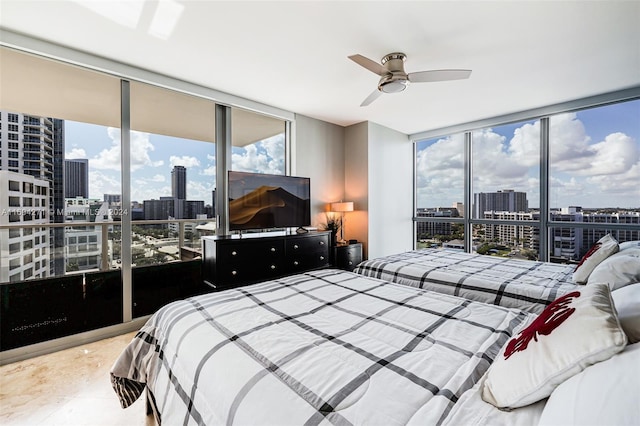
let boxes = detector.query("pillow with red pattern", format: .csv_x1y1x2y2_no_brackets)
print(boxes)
573,234,619,284
481,283,627,409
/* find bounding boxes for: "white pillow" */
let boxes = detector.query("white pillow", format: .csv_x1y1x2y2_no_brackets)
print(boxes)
538,342,640,426
588,249,640,290
611,283,640,344
573,234,619,284
619,240,640,251
481,283,627,409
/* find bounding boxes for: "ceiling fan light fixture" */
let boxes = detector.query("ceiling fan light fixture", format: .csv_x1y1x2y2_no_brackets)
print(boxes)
379,79,408,93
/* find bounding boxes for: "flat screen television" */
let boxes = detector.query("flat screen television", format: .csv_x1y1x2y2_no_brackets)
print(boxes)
228,171,311,231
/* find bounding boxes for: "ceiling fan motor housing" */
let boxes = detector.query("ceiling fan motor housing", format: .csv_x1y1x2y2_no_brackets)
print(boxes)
378,52,409,93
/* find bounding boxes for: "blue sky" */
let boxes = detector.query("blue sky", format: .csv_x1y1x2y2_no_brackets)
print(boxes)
65,99,639,210
65,123,284,204
416,99,640,209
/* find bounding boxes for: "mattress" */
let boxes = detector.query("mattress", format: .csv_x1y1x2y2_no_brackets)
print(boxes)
111,268,534,425
354,249,579,313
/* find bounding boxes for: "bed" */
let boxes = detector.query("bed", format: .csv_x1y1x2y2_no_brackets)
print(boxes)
353,249,580,313
111,268,538,425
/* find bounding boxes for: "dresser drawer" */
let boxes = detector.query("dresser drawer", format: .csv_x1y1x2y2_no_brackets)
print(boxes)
286,234,330,254
218,240,283,264
217,260,284,285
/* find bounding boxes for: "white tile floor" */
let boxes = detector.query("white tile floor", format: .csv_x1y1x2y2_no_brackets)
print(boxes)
0,332,155,426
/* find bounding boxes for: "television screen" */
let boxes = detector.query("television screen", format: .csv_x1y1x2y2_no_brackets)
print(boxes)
228,171,311,231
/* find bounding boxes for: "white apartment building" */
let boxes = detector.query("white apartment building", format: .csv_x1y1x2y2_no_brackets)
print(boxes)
64,197,111,272
0,171,50,282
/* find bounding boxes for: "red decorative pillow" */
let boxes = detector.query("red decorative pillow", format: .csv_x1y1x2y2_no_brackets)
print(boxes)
573,234,619,284
481,283,627,409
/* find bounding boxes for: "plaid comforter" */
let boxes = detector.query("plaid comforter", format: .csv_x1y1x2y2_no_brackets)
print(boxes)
111,269,531,426
354,249,579,313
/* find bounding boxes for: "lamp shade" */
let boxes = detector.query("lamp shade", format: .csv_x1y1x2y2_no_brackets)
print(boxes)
331,202,354,212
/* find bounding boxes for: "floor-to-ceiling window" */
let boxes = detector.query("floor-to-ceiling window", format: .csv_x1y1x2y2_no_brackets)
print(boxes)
548,100,640,261
472,120,541,259
414,133,465,249
0,47,123,349
0,46,293,355
414,97,640,262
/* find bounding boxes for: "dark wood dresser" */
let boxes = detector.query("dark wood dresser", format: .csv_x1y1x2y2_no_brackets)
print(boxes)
202,231,331,290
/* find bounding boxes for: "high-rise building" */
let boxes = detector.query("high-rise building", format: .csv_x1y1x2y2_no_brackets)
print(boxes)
0,111,61,282
171,165,187,200
474,189,528,218
144,197,181,220
52,118,65,276
64,159,89,198
416,207,459,239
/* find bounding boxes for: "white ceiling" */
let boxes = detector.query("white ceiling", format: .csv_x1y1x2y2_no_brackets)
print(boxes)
1,1,639,135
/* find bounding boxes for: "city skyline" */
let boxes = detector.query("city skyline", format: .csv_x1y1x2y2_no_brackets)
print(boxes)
416,100,640,209
64,121,285,204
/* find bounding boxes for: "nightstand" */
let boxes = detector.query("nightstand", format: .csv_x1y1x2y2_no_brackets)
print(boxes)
333,243,363,272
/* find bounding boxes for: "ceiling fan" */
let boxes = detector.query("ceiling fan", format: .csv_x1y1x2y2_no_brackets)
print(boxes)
348,52,472,106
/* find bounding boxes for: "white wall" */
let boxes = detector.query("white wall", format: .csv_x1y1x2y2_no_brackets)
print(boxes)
294,114,345,229
366,122,413,259
344,122,369,256
296,115,412,260
344,121,413,260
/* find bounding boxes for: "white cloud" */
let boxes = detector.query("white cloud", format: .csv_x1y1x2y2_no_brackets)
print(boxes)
150,174,166,182
91,128,163,171
88,170,120,199
574,132,638,176
509,121,540,167
415,134,464,207
66,148,87,159
549,113,594,171
131,184,171,203
169,155,200,168
187,180,215,204
473,128,533,185
232,136,285,175
547,113,639,204
201,166,216,176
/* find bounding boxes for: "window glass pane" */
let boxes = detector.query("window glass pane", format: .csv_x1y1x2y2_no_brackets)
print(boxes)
414,134,465,250
231,108,286,175
62,121,120,274
130,82,215,272
415,134,464,213
472,121,540,259
549,100,640,261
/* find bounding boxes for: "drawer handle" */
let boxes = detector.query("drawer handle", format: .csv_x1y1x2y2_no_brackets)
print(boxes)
293,261,299,266
231,251,237,256
231,270,237,276
319,241,325,245
320,256,325,260
293,244,299,249
271,264,276,270
271,247,276,252
348,261,353,265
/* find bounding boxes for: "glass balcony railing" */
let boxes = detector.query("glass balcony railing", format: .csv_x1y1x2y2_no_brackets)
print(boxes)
0,219,214,352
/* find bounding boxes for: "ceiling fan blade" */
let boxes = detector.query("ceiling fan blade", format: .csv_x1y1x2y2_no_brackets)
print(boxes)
349,54,388,76
360,89,382,107
408,69,472,83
